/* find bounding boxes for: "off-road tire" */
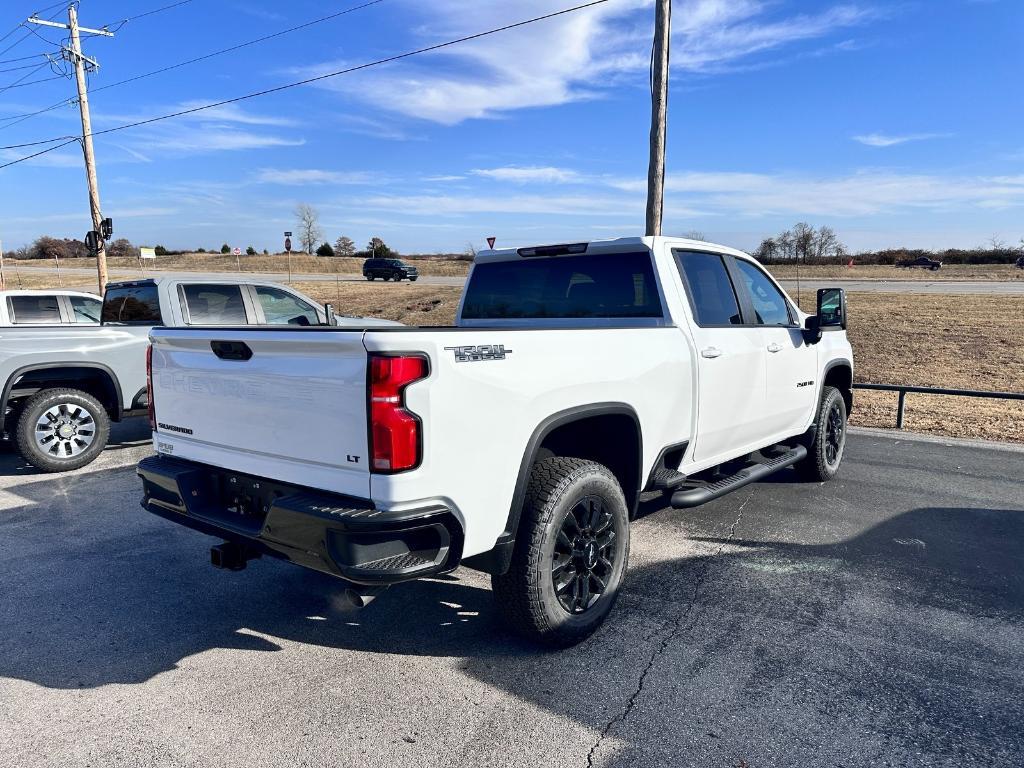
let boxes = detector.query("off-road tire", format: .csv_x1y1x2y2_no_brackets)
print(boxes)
15,388,110,473
796,385,847,482
492,457,630,647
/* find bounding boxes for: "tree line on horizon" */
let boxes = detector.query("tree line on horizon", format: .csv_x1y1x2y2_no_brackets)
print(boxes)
6,216,1023,266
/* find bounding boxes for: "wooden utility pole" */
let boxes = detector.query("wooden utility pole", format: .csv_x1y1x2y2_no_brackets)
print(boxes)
28,7,114,293
645,0,671,237
0,239,5,291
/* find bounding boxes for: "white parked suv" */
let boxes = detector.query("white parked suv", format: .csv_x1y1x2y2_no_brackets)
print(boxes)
139,236,854,645
0,290,102,325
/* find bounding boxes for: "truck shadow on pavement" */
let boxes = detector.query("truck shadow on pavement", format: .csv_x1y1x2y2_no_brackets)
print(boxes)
1,460,1021,765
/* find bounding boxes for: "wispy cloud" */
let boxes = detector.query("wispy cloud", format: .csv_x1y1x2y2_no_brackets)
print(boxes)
299,0,881,124
94,101,302,156
348,166,1024,221
251,168,379,185
852,132,952,147
470,165,580,183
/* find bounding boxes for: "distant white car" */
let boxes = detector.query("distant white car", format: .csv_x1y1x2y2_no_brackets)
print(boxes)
0,290,102,326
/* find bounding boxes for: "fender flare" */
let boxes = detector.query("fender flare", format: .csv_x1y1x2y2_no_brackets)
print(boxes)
0,362,124,432
463,402,642,576
819,358,853,413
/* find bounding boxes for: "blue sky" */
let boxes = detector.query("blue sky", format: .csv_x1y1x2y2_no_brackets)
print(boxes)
1,0,1022,254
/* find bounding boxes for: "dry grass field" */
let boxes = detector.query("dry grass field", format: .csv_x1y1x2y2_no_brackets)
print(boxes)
768,263,1024,281
5,270,1021,443
16,253,472,278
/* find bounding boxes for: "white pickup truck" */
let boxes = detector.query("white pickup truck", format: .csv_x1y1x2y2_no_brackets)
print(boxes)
139,236,853,645
1,276,397,472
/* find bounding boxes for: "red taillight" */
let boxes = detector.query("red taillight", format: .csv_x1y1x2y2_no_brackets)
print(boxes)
146,344,156,431
369,354,427,473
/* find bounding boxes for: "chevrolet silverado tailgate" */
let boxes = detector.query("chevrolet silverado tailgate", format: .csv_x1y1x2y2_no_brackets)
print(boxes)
149,328,370,497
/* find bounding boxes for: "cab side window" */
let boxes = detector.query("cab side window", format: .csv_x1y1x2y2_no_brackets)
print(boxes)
674,251,743,326
70,296,102,323
253,286,321,326
733,260,793,326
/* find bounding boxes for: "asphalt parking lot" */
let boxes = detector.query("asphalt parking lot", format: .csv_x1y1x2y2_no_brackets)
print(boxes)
1,424,1021,767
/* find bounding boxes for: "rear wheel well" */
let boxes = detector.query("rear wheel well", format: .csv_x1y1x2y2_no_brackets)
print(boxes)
6,367,120,424
537,413,642,512
824,363,853,414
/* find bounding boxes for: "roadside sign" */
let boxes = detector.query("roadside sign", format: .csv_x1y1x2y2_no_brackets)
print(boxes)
233,247,241,256
284,231,292,237
284,237,292,252
139,247,156,259
486,236,496,249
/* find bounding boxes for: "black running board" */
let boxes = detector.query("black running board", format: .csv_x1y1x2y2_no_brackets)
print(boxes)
670,445,807,509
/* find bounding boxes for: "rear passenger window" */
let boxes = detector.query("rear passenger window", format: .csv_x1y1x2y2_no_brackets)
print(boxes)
674,251,743,326
181,284,248,325
461,252,663,320
734,260,793,326
8,295,62,324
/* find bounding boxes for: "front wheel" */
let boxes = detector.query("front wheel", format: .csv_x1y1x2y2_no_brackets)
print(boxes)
492,457,630,647
15,388,110,472
796,385,847,482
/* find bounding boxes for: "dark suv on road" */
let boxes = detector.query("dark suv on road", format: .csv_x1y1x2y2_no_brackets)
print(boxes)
362,258,419,282
1015,256,1024,269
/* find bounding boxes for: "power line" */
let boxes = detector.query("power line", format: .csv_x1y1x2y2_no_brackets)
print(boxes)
0,60,53,94
90,0,388,96
0,0,612,160
0,51,51,64
0,137,77,170
0,2,67,59
88,0,196,35
0,0,387,129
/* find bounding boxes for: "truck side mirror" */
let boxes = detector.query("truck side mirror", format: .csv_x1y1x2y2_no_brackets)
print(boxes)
817,287,847,330
803,287,846,344
324,303,336,326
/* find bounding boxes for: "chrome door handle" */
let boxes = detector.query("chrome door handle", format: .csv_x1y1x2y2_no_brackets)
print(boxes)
767,342,782,353
701,347,722,359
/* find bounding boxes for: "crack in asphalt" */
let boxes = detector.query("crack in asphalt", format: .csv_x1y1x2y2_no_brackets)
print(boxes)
584,490,754,768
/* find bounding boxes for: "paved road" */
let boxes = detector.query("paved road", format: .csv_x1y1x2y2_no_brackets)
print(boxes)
776,278,1024,295
16,265,1024,294
1,427,1022,767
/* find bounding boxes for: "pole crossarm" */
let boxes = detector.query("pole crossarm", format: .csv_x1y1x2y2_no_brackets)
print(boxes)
27,17,114,36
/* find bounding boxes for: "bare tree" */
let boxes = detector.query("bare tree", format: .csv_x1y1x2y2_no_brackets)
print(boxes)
680,230,707,241
295,204,323,255
791,222,815,262
334,235,356,257
811,226,840,261
754,237,777,261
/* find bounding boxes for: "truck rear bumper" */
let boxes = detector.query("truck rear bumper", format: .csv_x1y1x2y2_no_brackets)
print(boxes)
137,455,461,585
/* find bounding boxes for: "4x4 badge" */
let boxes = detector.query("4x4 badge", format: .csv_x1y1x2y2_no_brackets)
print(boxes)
444,344,513,363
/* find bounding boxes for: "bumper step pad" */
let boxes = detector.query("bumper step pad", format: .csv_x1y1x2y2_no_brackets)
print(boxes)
137,456,457,585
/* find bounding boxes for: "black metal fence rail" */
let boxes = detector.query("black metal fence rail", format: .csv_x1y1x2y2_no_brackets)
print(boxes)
853,383,1024,429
